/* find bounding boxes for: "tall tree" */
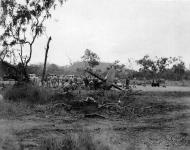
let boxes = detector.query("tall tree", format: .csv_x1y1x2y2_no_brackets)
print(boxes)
172,59,185,80
0,0,65,80
156,57,169,73
137,55,155,78
137,55,171,79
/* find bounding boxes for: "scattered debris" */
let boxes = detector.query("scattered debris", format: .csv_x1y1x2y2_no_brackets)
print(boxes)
84,113,106,119
69,97,98,110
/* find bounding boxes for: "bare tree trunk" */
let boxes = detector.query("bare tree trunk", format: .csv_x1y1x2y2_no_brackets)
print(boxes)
42,36,52,85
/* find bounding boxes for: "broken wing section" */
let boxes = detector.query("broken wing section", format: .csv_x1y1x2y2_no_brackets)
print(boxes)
105,67,116,86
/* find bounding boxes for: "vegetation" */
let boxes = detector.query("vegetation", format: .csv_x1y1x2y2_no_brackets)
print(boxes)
27,55,190,81
0,0,65,81
0,100,31,119
3,83,53,104
136,55,188,80
0,128,110,150
81,49,100,69
39,132,110,150
0,88,189,149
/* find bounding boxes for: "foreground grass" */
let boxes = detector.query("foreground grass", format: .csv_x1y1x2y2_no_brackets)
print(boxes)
1,85,190,150
39,132,110,150
3,83,54,104
1,131,110,150
0,101,32,119
2,83,190,120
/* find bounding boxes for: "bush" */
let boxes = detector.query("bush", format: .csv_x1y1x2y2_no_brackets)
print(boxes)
3,83,53,104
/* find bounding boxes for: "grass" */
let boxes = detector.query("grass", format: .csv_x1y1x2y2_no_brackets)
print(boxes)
166,80,190,87
3,83,53,104
39,132,110,150
1,136,20,150
39,134,77,150
0,132,110,150
2,83,189,120
0,85,190,150
0,101,32,119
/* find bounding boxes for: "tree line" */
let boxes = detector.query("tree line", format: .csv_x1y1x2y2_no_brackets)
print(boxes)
27,50,190,81
135,55,189,81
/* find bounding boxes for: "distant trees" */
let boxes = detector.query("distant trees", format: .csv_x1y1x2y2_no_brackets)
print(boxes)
137,55,155,78
136,55,166,79
137,55,187,80
28,64,43,76
46,64,64,75
81,49,100,69
112,60,125,71
26,56,189,81
171,57,185,80
28,63,65,75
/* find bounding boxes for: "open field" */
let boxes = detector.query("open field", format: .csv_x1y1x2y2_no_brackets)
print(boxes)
0,87,190,150
135,85,190,92
166,80,190,87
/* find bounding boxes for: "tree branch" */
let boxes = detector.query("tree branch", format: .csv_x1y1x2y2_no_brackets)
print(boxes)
10,27,31,45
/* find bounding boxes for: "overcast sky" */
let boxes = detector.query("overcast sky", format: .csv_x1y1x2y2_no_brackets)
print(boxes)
31,0,190,68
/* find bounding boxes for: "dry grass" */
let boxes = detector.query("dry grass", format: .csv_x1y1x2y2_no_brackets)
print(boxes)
3,83,53,104
39,134,77,150
1,136,20,150
0,101,32,119
166,80,190,87
39,132,110,150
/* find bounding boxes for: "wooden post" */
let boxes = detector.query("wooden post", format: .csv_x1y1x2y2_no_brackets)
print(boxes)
42,36,52,85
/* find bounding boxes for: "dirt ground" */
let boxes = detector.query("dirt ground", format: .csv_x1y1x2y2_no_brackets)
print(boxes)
0,89,190,150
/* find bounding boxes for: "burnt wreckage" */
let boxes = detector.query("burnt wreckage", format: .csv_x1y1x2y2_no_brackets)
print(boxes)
84,67,123,91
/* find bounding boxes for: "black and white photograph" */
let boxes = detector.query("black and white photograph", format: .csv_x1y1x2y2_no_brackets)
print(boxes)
0,0,190,149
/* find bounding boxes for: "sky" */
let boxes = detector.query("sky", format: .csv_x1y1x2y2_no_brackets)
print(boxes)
18,0,190,68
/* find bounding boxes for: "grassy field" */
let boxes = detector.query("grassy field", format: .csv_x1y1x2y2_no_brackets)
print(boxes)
135,85,190,92
0,84,190,150
166,80,190,87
